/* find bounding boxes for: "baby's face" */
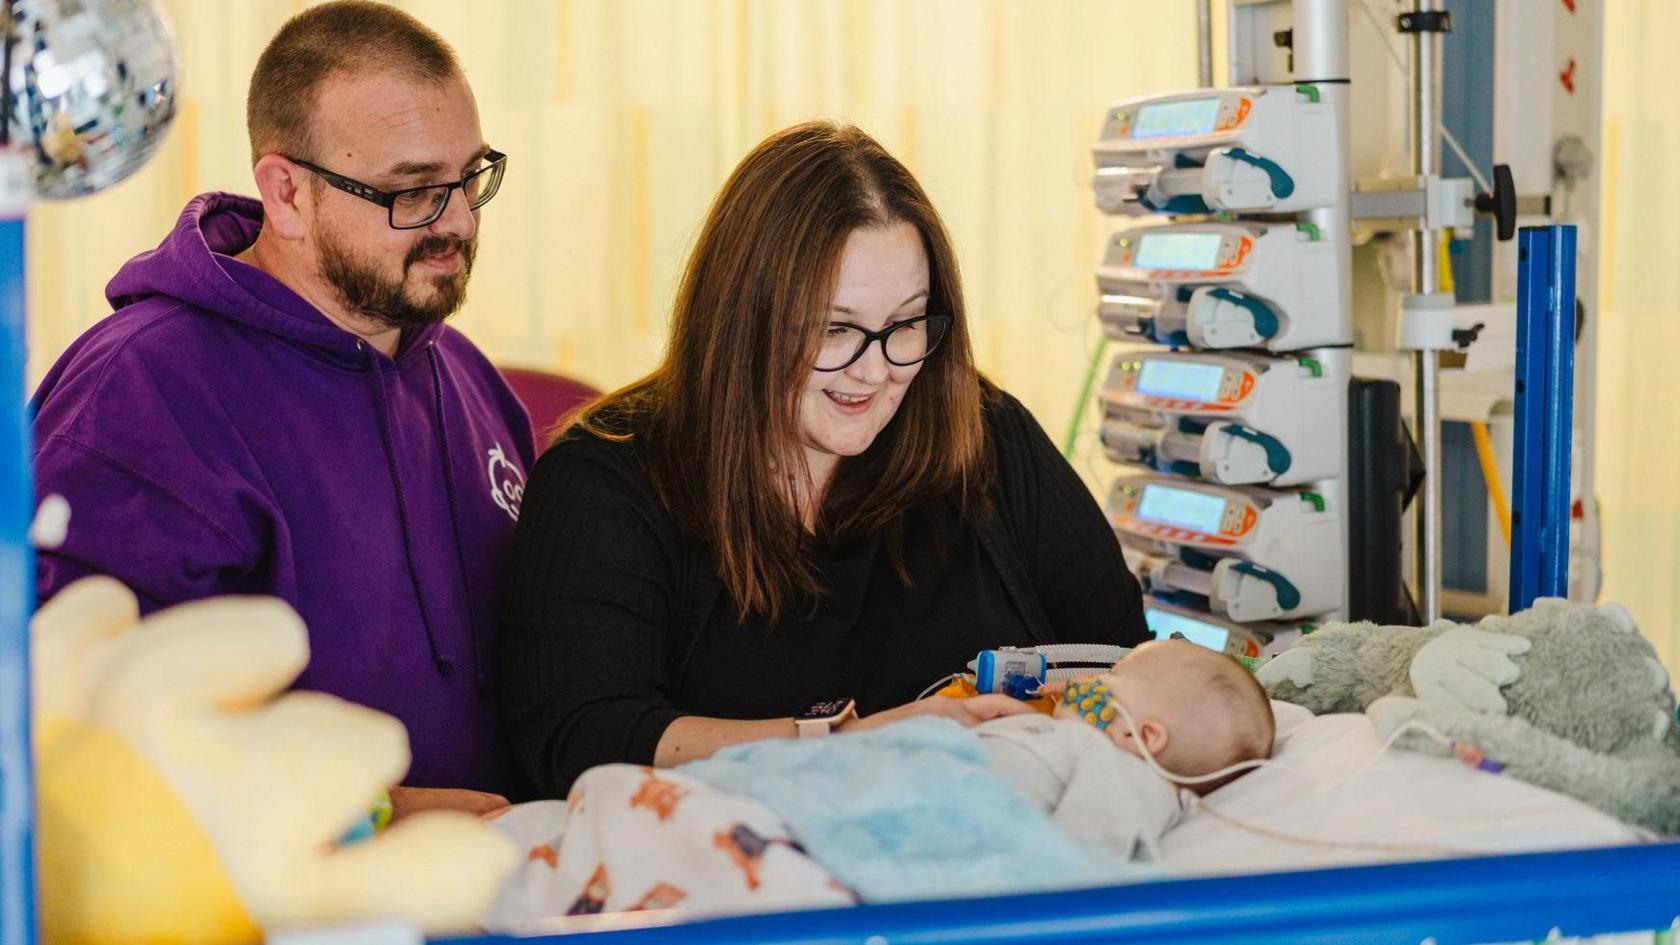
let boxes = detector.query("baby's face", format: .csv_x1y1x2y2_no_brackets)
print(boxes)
1051,640,1253,756
1049,642,1175,750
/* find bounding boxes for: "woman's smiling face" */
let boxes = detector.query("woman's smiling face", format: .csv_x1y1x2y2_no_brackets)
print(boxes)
797,222,931,484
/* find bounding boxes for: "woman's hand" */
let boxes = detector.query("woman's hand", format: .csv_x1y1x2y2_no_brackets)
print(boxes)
840,694,1034,733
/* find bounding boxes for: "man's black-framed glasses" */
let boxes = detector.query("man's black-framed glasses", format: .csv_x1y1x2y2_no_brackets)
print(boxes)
814,314,952,372
286,149,508,230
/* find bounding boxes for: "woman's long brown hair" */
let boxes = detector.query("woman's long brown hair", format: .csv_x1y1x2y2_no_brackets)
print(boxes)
575,121,991,620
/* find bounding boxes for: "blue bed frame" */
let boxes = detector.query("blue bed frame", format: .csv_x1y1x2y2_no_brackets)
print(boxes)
452,842,1680,945
2,188,1674,944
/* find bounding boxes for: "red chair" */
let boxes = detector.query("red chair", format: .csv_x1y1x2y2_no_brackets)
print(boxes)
499,366,600,443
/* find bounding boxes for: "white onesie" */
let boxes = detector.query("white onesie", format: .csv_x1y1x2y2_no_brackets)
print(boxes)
975,714,1185,861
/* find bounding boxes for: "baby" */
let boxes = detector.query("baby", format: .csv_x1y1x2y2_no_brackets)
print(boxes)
480,640,1274,924
974,639,1277,860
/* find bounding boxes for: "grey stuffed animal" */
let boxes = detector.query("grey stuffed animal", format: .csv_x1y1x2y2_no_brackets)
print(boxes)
1257,598,1680,834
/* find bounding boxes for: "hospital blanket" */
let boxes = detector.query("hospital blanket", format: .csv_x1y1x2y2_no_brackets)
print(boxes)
680,716,1156,902
482,766,854,931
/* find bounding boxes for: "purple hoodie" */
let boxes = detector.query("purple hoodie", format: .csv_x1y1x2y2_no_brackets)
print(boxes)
31,193,537,795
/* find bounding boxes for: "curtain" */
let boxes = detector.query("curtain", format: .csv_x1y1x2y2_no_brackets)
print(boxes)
43,1,1672,670
1598,0,1680,670
24,0,1200,485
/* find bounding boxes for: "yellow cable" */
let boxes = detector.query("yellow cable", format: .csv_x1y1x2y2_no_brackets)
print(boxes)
1438,232,1509,545
1437,231,1456,294
1471,420,1512,546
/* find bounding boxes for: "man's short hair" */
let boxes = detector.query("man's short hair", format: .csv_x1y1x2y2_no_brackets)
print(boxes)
246,0,462,164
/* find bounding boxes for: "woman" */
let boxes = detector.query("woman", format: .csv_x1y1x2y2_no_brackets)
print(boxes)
501,121,1147,796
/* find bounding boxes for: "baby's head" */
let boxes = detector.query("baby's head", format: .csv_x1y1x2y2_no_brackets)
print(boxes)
1055,640,1275,794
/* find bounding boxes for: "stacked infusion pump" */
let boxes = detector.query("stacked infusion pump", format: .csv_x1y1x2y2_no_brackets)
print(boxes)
1091,86,1352,657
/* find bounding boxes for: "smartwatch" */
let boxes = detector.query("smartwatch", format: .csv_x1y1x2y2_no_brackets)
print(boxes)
794,698,858,738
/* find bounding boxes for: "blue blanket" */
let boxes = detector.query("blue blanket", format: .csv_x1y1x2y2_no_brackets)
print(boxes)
679,716,1156,902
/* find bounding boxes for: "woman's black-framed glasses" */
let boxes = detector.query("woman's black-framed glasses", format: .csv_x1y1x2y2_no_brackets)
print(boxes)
815,314,952,372
285,149,508,230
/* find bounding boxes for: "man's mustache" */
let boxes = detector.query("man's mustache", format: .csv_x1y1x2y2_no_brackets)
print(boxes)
405,235,475,270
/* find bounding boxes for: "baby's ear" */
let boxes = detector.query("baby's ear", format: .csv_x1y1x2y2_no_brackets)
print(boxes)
1134,718,1170,758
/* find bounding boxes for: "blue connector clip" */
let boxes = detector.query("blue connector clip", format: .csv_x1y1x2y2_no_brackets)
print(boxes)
975,649,1048,697
999,673,1045,700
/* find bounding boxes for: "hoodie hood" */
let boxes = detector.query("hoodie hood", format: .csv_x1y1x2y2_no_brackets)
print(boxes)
106,192,444,368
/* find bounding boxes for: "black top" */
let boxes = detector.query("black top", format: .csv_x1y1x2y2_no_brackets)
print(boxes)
499,390,1147,796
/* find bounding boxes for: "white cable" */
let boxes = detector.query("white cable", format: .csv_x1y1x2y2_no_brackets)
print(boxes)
1100,691,1465,791
1440,125,1493,194
1106,697,1502,857
917,673,961,701
1187,792,1492,857
1356,0,1495,196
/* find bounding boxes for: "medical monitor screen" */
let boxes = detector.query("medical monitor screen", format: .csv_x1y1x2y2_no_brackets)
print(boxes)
1131,98,1222,139
1135,358,1225,402
1134,232,1225,271
1137,484,1228,534
1146,609,1231,653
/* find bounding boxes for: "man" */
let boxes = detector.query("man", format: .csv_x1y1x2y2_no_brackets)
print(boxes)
31,1,534,816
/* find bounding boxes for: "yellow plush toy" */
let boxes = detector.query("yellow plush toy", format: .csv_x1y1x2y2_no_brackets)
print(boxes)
32,576,518,945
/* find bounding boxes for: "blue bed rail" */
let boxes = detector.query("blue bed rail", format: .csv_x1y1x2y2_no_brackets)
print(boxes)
0,146,37,945
447,841,1680,945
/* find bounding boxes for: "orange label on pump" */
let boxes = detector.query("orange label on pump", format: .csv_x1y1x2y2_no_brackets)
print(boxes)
1221,372,1255,404
1227,506,1258,537
1217,98,1252,131
1110,514,1239,548
1233,236,1254,268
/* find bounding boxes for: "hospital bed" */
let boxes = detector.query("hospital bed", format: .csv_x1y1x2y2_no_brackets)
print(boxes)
461,695,1678,945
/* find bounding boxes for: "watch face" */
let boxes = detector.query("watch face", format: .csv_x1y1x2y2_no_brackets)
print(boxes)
797,698,854,722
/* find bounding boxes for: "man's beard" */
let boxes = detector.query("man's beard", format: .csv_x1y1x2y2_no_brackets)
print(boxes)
316,226,477,330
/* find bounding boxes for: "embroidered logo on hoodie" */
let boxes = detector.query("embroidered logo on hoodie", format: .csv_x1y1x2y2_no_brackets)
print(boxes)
487,444,526,521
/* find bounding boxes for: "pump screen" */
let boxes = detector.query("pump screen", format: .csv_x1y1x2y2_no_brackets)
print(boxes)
1134,232,1225,271
1136,358,1225,402
1137,483,1228,534
1146,609,1231,653
1131,98,1223,139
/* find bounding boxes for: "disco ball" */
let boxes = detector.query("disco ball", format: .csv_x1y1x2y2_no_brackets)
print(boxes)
3,0,178,199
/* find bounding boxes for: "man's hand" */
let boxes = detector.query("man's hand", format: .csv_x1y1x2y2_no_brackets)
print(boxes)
389,786,511,824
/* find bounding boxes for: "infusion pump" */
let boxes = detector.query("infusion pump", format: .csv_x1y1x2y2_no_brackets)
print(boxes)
1109,473,1343,622
1092,86,1341,217
1100,351,1341,487
1095,221,1346,352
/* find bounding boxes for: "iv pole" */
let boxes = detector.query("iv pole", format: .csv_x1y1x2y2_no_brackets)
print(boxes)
1405,0,1448,623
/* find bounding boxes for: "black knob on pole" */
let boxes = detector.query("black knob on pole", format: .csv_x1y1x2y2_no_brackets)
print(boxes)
1474,163,1518,241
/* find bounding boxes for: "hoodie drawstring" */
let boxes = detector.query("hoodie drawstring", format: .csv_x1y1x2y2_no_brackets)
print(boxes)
367,342,454,677
428,345,489,690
